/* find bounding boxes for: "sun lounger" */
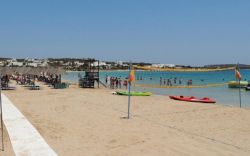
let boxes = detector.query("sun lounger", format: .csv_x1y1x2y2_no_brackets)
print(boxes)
28,85,40,90
1,86,16,90
53,83,69,89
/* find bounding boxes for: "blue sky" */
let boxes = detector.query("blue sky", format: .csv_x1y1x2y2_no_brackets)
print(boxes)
0,0,249,65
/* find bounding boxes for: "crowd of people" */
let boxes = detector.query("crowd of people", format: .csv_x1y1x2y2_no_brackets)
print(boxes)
14,75,37,85
10,72,62,87
104,75,196,89
158,77,193,86
105,76,128,89
159,77,184,86
38,74,62,86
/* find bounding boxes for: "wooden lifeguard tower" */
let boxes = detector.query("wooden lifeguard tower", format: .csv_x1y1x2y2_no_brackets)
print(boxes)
79,60,100,88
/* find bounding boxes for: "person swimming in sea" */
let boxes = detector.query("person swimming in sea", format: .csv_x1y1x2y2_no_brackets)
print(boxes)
160,77,162,85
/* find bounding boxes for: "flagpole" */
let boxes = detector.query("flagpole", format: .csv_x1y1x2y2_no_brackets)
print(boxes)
237,63,242,108
128,62,132,119
239,79,241,108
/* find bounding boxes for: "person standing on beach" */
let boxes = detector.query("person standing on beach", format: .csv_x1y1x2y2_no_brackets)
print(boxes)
111,77,115,89
105,75,108,84
118,78,122,88
187,79,192,86
107,76,110,88
167,79,170,86
115,77,119,89
123,79,128,89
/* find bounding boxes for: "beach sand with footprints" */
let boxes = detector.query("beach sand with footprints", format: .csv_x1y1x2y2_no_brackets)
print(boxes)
1,82,250,156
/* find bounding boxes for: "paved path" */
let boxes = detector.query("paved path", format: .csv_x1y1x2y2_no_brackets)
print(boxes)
1,94,57,156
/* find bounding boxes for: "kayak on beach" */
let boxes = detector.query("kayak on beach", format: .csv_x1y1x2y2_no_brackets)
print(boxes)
116,91,152,96
169,95,216,103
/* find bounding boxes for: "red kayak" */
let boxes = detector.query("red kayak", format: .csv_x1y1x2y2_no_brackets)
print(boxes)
169,96,216,104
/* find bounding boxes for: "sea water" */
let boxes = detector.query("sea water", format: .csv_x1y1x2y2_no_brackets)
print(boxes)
62,70,250,108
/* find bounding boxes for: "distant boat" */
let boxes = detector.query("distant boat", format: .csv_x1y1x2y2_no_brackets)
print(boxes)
245,82,250,91
228,81,248,88
246,86,250,91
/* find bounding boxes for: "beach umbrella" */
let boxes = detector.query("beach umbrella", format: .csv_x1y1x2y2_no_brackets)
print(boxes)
36,67,48,76
54,67,65,75
26,68,36,75
0,67,14,75
42,66,51,74
38,67,47,75
9,67,18,74
12,67,20,74
21,67,32,75
47,67,56,74
16,66,27,75
33,68,42,76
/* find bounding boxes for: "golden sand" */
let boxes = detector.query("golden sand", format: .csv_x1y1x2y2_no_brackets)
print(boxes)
1,83,250,156
0,126,15,156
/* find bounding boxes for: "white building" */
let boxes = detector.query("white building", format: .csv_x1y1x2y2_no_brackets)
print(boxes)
116,61,123,66
33,59,43,64
152,64,175,68
152,64,165,68
0,61,4,67
39,60,49,67
27,62,38,67
164,64,175,68
74,61,85,67
7,59,23,67
63,62,71,66
91,61,107,67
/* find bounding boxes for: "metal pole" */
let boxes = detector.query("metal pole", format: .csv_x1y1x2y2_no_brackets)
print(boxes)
98,60,100,88
237,63,242,108
127,63,132,119
128,82,131,119
0,76,4,151
239,79,241,108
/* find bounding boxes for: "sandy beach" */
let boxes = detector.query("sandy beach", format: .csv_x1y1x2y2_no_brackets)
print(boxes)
0,126,15,156
1,82,250,156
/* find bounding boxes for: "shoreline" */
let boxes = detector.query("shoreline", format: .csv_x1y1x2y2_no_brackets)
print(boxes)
65,68,250,73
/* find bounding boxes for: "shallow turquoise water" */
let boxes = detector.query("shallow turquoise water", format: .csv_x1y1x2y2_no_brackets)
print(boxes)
62,70,250,107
